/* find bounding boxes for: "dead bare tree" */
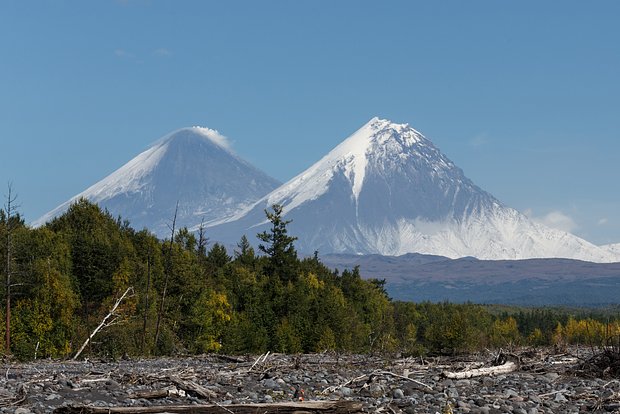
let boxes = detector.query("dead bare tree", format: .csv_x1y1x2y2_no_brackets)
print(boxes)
141,244,152,354
197,217,209,256
3,183,19,354
73,286,134,360
154,201,178,350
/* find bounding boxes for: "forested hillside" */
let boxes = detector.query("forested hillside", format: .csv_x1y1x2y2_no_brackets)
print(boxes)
1,199,619,360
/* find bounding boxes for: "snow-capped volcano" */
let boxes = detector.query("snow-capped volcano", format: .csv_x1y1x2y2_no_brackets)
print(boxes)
207,118,619,262
34,127,281,236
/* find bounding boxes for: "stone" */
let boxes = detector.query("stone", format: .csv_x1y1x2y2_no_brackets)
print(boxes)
340,386,353,397
263,378,278,389
368,384,385,398
543,373,559,382
45,394,60,401
504,389,519,398
482,377,495,387
456,379,472,387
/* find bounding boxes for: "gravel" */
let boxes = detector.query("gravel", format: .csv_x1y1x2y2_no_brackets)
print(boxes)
1,350,619,413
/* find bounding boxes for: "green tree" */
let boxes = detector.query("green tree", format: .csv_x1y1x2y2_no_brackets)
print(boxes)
187,289,232,353
490,316,521,348
234,235,255,268
257,204,298,282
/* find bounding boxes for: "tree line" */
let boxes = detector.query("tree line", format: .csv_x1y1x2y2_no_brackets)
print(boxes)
1,197,619,360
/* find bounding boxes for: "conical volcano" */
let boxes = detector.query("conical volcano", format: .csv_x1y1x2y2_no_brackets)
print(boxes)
34,127,281,236
207,118,617,262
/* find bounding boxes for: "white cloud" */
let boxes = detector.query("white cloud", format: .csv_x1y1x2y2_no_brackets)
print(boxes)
153,48,171,57
114,49,135,58
469,133,488,147
598,218,609,226
192,127,232,150
525,209,578,233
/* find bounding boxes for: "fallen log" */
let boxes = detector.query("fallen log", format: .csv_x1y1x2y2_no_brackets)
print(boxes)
215,355,246,364
128,386,186,399
166,376,217,400
443,361,517,379
375,370,433,391
53,400,364,414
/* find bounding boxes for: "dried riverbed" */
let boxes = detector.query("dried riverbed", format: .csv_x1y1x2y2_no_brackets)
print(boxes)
2,348,620,413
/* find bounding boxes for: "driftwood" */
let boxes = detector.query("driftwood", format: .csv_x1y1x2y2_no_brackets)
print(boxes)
375,370,433,391
215,355,246,364
165,376,217,400
73,287,134,360
443,361,517,379
53,400,364,414
0,382,27,407
128,386,186,399
322,370,432,394
248,351,270,372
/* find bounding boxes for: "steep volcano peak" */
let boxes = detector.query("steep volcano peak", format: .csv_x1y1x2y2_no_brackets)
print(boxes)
330,117,425,159
157,126,232,153
261,117,450,213
305,117,448,202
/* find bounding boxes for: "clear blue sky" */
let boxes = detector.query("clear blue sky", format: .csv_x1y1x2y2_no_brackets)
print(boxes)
1,1,619,245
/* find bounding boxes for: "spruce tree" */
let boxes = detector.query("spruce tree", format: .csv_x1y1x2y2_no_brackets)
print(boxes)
257,204,298,282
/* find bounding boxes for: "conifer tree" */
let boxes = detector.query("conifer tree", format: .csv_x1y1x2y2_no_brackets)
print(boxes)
257,204,298,282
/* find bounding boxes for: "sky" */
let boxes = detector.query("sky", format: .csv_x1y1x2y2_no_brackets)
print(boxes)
1,1,619,245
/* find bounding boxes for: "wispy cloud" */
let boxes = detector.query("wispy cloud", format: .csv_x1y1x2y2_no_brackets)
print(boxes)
114,49,135,59
469,133,489,147
525,209,578,233
153,48,172,57
598,218,609,226
192,127,232,150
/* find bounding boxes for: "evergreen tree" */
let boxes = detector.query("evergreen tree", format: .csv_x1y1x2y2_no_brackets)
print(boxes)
234,235,255,267
257,204,298,282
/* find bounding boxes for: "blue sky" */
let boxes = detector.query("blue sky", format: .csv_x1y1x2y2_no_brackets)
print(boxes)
1,1,619,244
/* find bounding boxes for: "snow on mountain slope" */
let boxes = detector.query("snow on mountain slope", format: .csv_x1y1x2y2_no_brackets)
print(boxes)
207,118,620,263
602,243,620,256
33,127,281,236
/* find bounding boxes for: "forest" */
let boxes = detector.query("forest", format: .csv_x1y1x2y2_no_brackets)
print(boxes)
1,198,620,361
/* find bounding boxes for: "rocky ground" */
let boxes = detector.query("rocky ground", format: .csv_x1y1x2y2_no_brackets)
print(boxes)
1,348,620,413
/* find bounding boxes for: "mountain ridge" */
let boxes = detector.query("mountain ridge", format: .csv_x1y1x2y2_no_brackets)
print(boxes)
34,118,620,263
321,252,620,305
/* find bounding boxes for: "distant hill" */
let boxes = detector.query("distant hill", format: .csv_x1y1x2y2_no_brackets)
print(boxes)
322,253,620,306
